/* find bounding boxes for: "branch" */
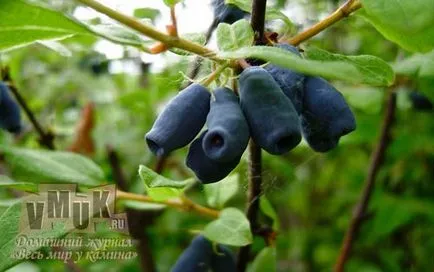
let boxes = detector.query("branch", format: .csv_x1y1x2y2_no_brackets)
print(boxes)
335,90,397,272
2,69,55,149
106,146,157,272
76,0,222,62
237,1,267,271
287,0,362,46
116,190,220,219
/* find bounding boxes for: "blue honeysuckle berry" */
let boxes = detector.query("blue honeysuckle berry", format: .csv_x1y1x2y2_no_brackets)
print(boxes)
265,43,305,113
171,235,213,272
211,243,236,272
211,0,247,25
202,87,249,162
301,76,356,152
171,235,236,272
186,130,240,184
409,91,433,111
145,83,210,156
0,82,22,134
238,66,301,155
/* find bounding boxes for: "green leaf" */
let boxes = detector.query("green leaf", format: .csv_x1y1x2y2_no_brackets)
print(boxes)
359,0,434,52
0,0,90,52
88,24,146,48
305,47,395,86
170,33,207,56
138,165,195,201
226,0,294,30
0,147,104,186
259,196,280,230
133,8,160,21
219,46,364,83
204,173,239,209
0,175,37,193
203,208,252,246
249,247,277,272
216,19,254,51
0,200,68,270
393,50,434,78
37,40,72,57
163,0,183,7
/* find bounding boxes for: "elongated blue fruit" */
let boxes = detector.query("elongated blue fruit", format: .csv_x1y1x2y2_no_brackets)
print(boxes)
203,87,249,162
409,91,433,111
171,235,236,272
145,84,210,156
0,82,22,134
171,235,213,272
211,0,247,25
265,44,305,113
301,76,356,152
238,67,301,155
211,244,236,272
187,131,240,183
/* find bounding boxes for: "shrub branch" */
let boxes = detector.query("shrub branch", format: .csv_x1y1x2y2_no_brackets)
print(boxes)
287,0,362,46
335,90,397,272
76,0,222,62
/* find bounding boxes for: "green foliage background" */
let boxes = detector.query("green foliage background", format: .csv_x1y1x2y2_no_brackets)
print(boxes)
0,0,433,271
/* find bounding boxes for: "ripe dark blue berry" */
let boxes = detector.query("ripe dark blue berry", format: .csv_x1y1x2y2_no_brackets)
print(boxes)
265,44,305,113
0,82,22,134
171,235,236,272
211,0,247,24
203,87,249,162
186,131,240,184
238,67,301,155
171,235,213,272
211,244,236,272
409,91,433,111
301,76,356,152
145,84,210,156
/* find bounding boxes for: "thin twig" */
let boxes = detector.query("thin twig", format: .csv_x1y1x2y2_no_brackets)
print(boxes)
106,146,157,272
237,0,267,271
76,0,222,62
287,0,362,46
335,90,397,272
2,69,55,149
182,18,219,89
169,6,179,37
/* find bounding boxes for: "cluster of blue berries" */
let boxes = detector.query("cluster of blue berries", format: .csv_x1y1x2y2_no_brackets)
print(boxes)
0,82,22,134
145,44,356,184
171,235,235,272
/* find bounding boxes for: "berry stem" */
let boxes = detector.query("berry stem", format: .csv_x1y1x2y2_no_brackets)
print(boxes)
335,90,397,272
200,63,230,87
286,0,362,46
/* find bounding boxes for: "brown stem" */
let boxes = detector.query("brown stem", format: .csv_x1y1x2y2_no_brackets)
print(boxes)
1,68,55,149
237,1,267,271
106,146,157,272
287,0,362,46
335,90,397,272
